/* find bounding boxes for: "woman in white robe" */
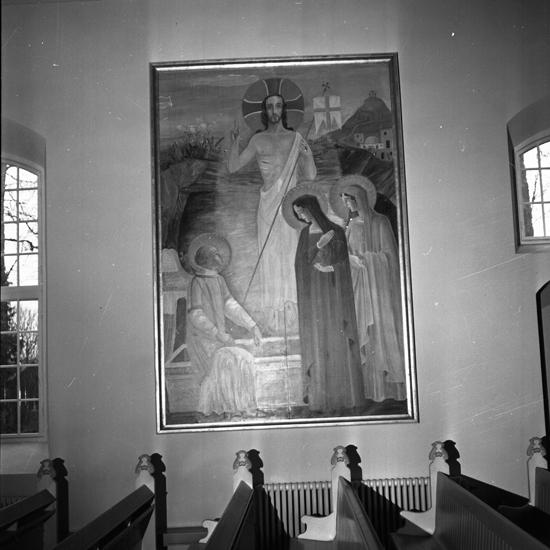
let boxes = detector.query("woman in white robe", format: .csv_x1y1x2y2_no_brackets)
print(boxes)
336,179,406,401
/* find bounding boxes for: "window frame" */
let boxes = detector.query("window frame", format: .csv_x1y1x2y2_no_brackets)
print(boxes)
508,96,550,254
1,154,47,440
512,133,550,252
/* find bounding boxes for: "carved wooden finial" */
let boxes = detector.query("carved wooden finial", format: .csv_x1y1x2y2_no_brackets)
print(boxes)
526,437,547,505
135,454,155,493
428,441,448,462
37,458,56,480
527,437,546,458
37,458,57,498
233,450,253,492
233,450,252,471
135,454,155,475
330,446,350,467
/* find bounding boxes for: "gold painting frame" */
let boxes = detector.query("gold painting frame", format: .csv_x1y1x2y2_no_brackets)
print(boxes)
151,54,417,432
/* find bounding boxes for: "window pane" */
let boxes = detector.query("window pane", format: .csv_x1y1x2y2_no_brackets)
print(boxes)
540,141,550,168
18,190,38,220
19,254,38,286
3,223,18,254
0,402,18,434
21,401,39,433
20,367,38,398
525,170,542,202
0,334,18,365
19,222,38,253
20,333,38,364
1,300,17,331
542,169,550,201
19,301,39,330
530,203,544,237
1,367,18,399
522,147,539,169
3,256,18,286
2,189,18,222
523,202,534,237
19,168,38,189
4,166,18,190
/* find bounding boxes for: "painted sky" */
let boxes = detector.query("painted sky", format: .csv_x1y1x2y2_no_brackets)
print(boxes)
156,59,394,144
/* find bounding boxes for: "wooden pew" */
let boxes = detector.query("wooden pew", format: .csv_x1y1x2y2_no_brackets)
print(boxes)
188,480,255,550
289,476,384,550
165,446,387,549
0,457,69,548
0,489,56,550
51,485,154,550
389,472,547,550
498,467,550,546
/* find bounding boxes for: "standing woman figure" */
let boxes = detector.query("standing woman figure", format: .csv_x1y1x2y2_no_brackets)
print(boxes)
330,175,406,402
283,185,365,415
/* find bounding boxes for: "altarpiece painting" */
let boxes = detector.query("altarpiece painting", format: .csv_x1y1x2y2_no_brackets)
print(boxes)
151,55,417,432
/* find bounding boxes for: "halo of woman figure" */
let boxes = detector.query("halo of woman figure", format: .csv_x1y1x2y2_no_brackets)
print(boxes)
330,175,406,402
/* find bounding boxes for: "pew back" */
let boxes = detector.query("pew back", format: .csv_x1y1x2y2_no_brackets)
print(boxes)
391,472,547,550
0,489,56,550
498,467,550,546
52,485,154,550
436,473,545,550
534,467,550,514
334,477,384,550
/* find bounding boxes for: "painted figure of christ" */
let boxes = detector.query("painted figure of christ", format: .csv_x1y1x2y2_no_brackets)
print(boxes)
227,94,317,333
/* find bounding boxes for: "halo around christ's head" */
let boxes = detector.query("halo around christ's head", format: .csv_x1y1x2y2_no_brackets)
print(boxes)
329,174,378,220
282,184,329,230
242,77,304,133
185,233,232,274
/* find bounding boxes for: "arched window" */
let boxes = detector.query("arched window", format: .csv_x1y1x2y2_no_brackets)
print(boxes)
1,119,46,438
508,96,550,252
516,139,549,240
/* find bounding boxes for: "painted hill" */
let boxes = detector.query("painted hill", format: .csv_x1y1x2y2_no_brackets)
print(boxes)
327,94,392,143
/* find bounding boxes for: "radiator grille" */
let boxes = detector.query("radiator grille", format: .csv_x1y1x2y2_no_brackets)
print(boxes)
255,476,430,548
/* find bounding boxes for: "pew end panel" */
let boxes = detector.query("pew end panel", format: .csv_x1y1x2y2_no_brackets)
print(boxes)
188,480,255,550
297,446,351,542
290,477,384,550
396,441,450,536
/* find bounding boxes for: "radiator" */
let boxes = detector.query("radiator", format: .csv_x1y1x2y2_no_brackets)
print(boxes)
255,476,430,548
